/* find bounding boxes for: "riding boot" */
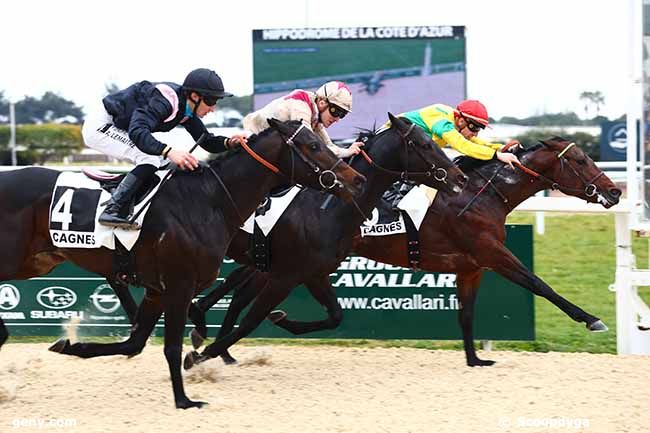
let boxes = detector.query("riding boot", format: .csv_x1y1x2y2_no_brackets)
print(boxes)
99,172,143,229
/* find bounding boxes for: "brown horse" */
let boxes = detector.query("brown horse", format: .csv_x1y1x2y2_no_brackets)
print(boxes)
0,119,365,409
187,137,620,367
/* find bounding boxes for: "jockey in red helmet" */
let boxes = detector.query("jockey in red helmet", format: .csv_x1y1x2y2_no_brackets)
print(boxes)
399,99,521,168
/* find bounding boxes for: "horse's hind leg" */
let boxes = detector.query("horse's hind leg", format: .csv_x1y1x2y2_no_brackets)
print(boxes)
456,270,495,367
269,273,343,335
50,295,163,358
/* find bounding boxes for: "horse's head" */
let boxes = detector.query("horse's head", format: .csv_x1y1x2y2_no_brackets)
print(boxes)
382,113,467,194
526,136,621,208
266,118,366,201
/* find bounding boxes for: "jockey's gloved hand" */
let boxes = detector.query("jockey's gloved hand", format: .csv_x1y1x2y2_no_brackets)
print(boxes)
167,148,199,171
496,151,521,170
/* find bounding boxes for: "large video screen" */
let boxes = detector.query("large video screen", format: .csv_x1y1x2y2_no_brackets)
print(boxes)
252,26,466,141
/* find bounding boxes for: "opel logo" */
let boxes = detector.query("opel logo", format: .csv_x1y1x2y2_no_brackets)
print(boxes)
0,284,20,310
36,287,77,310
90,284,121,314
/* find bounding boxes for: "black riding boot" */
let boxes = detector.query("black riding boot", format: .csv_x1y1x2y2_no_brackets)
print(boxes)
98,172,143,229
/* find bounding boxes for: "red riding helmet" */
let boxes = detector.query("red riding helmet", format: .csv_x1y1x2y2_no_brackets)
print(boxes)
455,99,489,127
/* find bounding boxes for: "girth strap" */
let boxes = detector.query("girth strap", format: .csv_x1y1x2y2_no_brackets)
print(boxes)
401,211,421,270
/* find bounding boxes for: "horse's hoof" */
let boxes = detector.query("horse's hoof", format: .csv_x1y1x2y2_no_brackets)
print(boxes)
127,349,143,359
48,338,70,354
190,329,205,350
268,310,287,324
588,320,608,332
467,358,496,367
221,354,238,365
183,351,199,370
175,398,208,409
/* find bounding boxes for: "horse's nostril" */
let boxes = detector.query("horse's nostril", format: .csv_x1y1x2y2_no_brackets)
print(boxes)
610,188,622,198
459,174,469,185
354,175,366,186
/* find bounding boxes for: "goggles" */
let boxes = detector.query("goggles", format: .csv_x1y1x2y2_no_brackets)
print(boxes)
202,95,221,107
328,103,348,119
461,115,485,133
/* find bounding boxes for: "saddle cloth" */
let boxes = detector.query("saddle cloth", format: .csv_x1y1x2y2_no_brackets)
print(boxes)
48,171,168,250
360,184,437,237
240,186,302,235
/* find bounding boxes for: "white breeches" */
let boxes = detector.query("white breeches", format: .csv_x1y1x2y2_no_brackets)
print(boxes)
82,105,163,167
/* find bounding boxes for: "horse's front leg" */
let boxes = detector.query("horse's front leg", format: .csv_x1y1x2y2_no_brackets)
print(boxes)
269,273,343,335
187,266,259,350
162,286,206,409
108,278,138,325
49,294,163,358
456,270,495,367
184,277,294,369
485,243,605,331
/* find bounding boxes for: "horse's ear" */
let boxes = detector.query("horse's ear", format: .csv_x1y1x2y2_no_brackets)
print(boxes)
387,112,403,129
267,118,280,129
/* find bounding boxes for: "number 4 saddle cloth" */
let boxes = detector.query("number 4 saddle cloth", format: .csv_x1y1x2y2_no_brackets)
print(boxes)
48,171,166,251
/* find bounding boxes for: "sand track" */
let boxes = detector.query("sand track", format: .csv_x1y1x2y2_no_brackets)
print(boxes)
1,343,648,433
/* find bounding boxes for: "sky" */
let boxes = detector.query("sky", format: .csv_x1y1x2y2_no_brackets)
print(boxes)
0,0,631,120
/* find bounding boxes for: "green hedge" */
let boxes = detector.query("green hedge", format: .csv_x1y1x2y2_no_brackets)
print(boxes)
0,123,83,164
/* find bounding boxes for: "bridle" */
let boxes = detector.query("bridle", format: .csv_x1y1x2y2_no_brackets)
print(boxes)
358,123,450,184
239,123,345,191
207,122,349,226
515,142,604,197
457,141,605,217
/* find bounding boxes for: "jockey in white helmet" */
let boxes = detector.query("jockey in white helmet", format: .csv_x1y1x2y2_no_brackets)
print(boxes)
243,81,363,159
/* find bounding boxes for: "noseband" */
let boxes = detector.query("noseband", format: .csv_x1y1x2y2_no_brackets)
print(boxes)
359,123,449,184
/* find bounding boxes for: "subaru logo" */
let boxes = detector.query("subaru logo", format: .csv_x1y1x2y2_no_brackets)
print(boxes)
0,284,20,310
90,284,121,314
36,287,77,310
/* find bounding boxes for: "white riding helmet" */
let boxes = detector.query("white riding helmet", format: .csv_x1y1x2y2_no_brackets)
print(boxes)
316,81,353,113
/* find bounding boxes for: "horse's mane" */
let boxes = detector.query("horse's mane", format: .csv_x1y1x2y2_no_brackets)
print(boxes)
453,143,544,174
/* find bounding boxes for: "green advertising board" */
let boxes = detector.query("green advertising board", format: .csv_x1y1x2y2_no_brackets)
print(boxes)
0,225,533,341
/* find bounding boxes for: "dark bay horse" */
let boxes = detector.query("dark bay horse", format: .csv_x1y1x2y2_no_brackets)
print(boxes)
0,119,365,409
188,137,620,367
181,114,468,369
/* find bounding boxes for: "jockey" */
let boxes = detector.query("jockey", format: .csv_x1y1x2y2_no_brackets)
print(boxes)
399,100,521,168
83,68,246,229
242,81,364,158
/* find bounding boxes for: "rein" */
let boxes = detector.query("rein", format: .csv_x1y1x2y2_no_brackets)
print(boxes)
241,123,343,191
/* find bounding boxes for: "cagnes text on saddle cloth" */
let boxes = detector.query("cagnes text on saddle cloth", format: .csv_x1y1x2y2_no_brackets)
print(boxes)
361,184,436,237
48,171,168,250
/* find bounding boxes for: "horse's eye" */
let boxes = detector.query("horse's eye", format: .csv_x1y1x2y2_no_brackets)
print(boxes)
311,143,319,151
576,159,586,165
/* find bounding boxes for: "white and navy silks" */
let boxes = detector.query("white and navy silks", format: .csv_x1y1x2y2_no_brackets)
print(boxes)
82,81,230,166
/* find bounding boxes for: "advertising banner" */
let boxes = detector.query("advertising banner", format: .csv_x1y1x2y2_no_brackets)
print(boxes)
2,225,533,341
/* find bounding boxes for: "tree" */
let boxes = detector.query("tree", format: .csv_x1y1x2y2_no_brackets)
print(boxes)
14,92,84,124
579,91,605,118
